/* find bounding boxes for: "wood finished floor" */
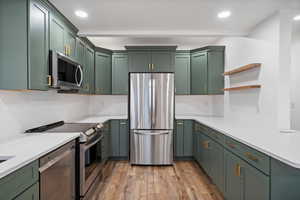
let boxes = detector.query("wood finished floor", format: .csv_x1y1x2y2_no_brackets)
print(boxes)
91,161,224,200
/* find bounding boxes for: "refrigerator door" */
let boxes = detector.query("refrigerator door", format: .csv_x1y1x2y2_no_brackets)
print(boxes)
130,73,152,129
151,73,174,130
130,130,173,165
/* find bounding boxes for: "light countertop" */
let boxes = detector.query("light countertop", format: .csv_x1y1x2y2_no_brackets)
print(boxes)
0,133,80,179
78,114,300,169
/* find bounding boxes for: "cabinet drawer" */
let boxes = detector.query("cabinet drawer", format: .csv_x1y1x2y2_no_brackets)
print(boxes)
208,129,225,145
0,160,39,200
225,137,270,175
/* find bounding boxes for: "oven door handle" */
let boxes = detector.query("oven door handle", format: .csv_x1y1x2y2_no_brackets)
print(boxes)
39,149,73,173
84,135,104,150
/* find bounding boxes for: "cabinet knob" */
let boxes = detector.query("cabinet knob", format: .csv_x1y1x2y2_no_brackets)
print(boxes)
245,152,259,162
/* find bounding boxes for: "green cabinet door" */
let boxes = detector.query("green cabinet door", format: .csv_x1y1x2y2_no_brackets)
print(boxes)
175,53,190,95
224,150,243,200
175,120,184,157
207,51,224,94
128,51,151,72
64,31,76,59
244,161,269,200
14,183,39,200
200,134,211,175
112,53,129,95
183,120,193,157
28,0,49,90
50,15,65,53
119,120,129,157
110,120,120,157
191,52,208,95
76,39,85,65
95,52,112,94
209,139,225,195
80,46,94,94
151,51,175,72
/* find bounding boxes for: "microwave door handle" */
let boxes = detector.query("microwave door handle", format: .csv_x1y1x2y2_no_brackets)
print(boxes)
77,65,83,86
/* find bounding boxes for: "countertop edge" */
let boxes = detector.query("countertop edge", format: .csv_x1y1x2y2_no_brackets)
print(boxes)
0,134,79,179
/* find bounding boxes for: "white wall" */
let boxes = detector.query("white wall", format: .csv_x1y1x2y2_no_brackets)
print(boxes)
88,95,224,117
0,90,90,142
213,36,278,129
291,22,300,130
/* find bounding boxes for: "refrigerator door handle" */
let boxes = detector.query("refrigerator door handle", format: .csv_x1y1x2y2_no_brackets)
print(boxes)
133,130,169,136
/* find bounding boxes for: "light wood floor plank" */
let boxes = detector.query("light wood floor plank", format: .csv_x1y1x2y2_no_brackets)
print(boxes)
92,161,224,200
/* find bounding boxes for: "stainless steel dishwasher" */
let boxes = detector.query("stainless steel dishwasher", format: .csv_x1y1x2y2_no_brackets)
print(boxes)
39,141,76,200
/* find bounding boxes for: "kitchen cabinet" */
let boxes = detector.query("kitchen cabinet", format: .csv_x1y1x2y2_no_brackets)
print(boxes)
14,183,39,200
50,11,78,58
76,38,86,65
191,46,225,95
224,150,269,200
174,120,193,158
175,52,190,95
0,0,50,90
110,119,129,159
102,121,111,163
79,46,95,94
127,46,176,72
0,161,39,200
95,51,112,95
112,53,129,95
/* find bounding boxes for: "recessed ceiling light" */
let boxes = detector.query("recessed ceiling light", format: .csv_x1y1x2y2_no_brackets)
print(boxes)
294,14,300,21
218,11,231,19
75,10,88,18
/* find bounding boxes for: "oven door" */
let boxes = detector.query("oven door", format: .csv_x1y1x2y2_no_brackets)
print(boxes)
80,133,104,197
50,51,83,89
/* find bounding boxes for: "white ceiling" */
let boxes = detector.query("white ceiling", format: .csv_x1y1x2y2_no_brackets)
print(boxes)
49,0,300,50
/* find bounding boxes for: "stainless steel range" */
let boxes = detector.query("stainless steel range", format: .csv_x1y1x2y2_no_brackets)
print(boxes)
26,121,104,200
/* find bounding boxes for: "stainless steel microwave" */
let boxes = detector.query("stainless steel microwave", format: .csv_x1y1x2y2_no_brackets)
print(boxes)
49,50,83,89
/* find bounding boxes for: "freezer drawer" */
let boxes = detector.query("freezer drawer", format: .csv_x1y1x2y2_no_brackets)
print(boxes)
130,130,173,165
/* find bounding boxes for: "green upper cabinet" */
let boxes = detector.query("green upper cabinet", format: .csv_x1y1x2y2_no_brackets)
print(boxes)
76,38,86,65
49,9,78,57
64,30,76,59
175,52,190,95
0,0,50,90
128,51,151,72
112,53,129,95
190,46,225,95
79,45,94,94
28,0,49,90
95,51,112,95
191,52,208,95
127,46,176,72
49,14,65,54
151,51,175,72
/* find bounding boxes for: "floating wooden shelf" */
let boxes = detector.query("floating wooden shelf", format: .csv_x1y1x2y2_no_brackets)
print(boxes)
223,63,261,76
223,85,261,91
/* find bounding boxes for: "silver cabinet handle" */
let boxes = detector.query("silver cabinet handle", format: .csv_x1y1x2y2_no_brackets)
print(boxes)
120,122,127,125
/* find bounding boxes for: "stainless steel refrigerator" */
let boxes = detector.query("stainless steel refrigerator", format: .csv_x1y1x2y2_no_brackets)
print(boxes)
129,73,175,165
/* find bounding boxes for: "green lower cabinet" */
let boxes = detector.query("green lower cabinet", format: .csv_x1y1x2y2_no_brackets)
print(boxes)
112,53,129,95
102,122,110,163
110,119,129,159
0,161,39,200
119,120,129,157
175,120,193,158
175,53,190,95
224,150,269,200
209,139,225,194
95,52,112,95
14,183,39,200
